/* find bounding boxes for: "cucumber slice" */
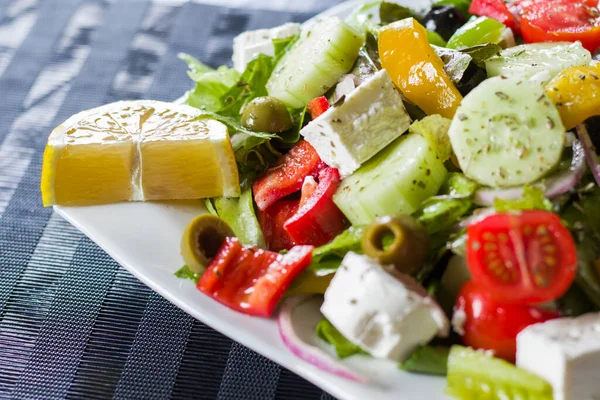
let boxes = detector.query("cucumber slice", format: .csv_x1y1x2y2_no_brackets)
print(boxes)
448,76,565,188
446,346,553,400
267,17,364,108
485,42,592,85
333,134,447,226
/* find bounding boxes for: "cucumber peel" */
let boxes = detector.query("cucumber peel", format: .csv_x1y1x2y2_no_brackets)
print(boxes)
446,346,553,400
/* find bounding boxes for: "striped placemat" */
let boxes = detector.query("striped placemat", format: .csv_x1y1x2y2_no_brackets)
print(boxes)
0,0,344,398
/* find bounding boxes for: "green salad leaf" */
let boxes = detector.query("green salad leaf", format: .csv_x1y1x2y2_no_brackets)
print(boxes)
494,186,553,213
174,265,201,284
400,346,450,376
409,115,453,162
309,227,364,275
379,2,422,25
205,189,266,247
316,319,365,358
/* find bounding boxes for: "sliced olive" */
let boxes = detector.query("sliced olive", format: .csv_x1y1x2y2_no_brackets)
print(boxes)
241,96,293,133
181,214,235,273
362,215,429,274
423,5,466,42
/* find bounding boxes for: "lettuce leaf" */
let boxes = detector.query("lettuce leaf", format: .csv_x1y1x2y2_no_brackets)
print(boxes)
400,346,449,376
308,227,364,275
316,319,366,358
494,186,553,213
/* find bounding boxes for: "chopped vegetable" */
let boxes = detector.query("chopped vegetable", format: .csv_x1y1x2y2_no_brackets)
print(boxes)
361,215,429,274
454,282,560,362
408,115,453,161
333,134,448,226
307,96,330,120
446,345,554,399
379,2,422,25
197,237,313,317
309,226,364,274
259,200,299,252
241,96,293,133
467,210,578,305
207,189,266,247
180,214,234,274
520,0,600,53
284,168,347,247
285,269,333,296
468,0,519,33
547,64,600,130
252,140,325,211
448,76,566,188
400,346,449,376
446,16,506,50
379,18,463,119
316,319,365,358
493,186,553,213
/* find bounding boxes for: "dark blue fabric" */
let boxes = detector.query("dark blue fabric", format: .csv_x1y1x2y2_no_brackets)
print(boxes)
0,0,343,398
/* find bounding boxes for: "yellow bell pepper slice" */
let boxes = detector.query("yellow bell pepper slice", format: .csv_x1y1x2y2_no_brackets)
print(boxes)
546,64,600,130
378,18,463,119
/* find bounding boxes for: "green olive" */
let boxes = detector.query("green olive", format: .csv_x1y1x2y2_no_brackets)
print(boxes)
181,214,235,273
241,96,293,133
362,215,429,274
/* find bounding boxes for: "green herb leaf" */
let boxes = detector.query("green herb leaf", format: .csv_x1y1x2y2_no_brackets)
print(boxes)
409,115,453,162
174,265,201,284
316,319,366,358
494,186,553,213
272,35,299,65
400,346,450,376
309,227,364,274
460,43,502,67
379,2,422,25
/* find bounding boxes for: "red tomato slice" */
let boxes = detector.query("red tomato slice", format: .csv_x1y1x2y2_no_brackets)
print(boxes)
470,0,519,32
258,199,299,252
467,210,577,305
252,140,325,212
454,282,559,362
519,0,600,52
198,237,313,317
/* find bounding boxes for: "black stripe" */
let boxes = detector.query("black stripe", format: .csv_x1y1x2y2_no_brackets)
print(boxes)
170,320,233,400
112,293,194,400
66,270,151,400
9,237,119,399
275,368,324,400
0,0,83,144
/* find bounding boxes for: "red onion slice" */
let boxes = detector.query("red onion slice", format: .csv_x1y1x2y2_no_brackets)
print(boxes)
278,296,367,383
576,124,600,187
474,140,586,206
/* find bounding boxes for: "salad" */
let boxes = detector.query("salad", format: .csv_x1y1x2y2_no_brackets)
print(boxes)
40,0,600,398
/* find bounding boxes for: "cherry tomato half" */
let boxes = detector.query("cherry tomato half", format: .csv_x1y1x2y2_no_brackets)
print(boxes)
469,0,519,32
454,282,560,362
467,210,577,305
520,0,600,52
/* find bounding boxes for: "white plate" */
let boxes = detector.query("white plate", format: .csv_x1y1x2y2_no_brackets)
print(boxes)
56,0,451,398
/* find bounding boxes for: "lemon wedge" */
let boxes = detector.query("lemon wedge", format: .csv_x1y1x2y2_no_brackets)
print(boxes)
41,100,240,207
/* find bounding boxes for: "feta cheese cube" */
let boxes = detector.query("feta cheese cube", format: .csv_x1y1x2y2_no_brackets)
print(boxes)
232,23,300,72
320,252,449,362
301,69,411,177
516,312,600,400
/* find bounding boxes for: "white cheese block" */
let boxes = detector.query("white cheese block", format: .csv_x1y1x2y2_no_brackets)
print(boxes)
301,69,411,177
320,252,449,362
516,312,600,400
232,23,300,72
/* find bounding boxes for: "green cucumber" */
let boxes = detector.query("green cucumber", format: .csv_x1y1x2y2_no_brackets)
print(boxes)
448,76,565,188
267,17,364,108
333,134,447,226
446,346,553,400
485,42,592,85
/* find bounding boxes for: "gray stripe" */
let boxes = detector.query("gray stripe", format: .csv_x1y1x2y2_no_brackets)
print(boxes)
112,293,194,400
217,343,281,400
0,0,40,77
0,213,80,396
10,237,119,400
0,0,83,145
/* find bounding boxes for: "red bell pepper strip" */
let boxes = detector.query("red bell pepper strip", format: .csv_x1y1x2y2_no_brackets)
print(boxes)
252,140,326,212
469,0,519,32
198,237,314,317
284,168,347,247
307,96,330,120
259,199,299,252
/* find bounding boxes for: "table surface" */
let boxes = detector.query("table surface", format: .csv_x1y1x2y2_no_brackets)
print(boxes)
0,0,345,398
